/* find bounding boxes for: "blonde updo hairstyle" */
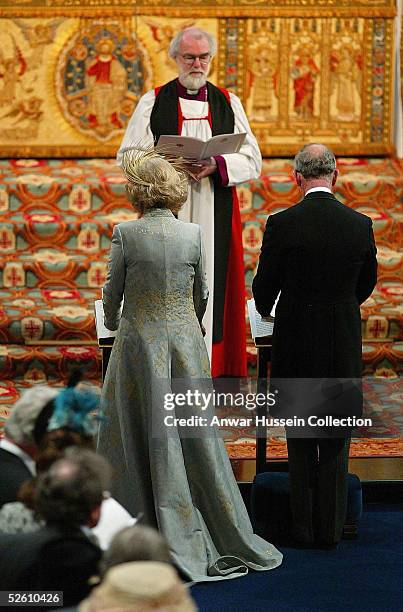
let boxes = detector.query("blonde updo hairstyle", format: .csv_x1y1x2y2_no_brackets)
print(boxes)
121,148,189,215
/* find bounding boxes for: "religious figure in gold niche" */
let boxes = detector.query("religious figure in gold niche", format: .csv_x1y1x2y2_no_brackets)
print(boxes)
86,37,128,132
246,42,279,122
145,20,195,68
0,51,26,108
330,45,362,122
58,27,146,142
0,34,43,138
15,20,62,69
291,46,320,120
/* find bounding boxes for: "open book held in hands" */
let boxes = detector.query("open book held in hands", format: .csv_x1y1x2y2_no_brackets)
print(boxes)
157,132,246,160
247,295,280,346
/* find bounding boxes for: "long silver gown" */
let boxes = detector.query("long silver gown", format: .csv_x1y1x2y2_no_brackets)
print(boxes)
97,207,282,581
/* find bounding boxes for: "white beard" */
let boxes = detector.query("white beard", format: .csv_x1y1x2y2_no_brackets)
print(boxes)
180,72,207,91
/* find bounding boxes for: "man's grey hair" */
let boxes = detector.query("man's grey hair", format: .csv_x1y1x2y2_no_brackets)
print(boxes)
100,525,171,576
35,448,112,527
5,385,59,446
294,143,336,179
168,27,217,59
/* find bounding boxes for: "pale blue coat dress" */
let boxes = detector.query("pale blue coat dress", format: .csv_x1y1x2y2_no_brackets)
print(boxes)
98,207,282,581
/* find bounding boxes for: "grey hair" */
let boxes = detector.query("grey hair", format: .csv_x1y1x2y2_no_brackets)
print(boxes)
294,143,336,179
100,525,171,577
5,386,59,446
168,27,217,59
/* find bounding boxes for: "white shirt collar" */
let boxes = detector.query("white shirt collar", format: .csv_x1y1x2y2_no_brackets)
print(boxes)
0,438,36,475
81,525,100,545
305,187,333,196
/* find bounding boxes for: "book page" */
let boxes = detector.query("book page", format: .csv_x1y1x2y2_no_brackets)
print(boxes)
202,133,246,158
94,300,117,343
247,298,274,339
157,133,246,160
256,315,274,338
157,135,205,159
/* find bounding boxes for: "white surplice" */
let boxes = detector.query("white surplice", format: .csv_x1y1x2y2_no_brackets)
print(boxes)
117,88,262,359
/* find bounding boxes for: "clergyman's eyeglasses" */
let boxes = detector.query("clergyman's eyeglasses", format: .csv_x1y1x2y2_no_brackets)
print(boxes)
179,53,211,66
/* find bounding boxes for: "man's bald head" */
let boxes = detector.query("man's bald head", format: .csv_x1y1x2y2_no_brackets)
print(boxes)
294,143,336,180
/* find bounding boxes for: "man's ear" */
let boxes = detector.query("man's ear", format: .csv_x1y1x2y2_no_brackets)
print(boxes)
87,505,102,528
294,170,302,187
332,168,339,186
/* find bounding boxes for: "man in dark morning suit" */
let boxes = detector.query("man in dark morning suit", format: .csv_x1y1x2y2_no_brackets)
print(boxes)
0,386,57,506
0,449,110,607
253,144,377,547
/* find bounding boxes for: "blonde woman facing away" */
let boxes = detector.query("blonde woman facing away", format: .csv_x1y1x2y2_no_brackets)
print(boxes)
97,148,282,582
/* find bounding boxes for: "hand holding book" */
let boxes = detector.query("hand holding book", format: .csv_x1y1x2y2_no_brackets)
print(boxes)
187,156,217,181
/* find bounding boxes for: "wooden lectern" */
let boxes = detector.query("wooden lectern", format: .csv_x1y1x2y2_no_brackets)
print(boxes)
255,342,273,474
247,299,287,474
94,300,115,380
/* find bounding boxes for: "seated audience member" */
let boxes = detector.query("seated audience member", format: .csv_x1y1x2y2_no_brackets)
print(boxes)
0,449,111,606
100,525,171,577
0,385,57,506
0,429,93,535
79,562,197,611
0,376,134,546
47,372,136,548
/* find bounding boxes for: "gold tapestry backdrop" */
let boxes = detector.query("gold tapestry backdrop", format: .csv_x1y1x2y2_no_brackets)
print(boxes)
0,0,397,156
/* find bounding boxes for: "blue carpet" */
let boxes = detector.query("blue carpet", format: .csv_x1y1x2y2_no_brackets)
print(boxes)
191,505,403,612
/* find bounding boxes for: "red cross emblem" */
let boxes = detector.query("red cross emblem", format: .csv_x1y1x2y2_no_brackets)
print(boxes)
89,265,106,286
22,317,43,340
0,230,13,250
367,317,388,339
244,226,262,249
70,188,90,212
238,190,251,211
4,265,24,287
79,230,98,250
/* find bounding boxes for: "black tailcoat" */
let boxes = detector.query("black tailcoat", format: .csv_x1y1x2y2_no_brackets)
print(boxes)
0,525,101,606
0,448,32,506
253,192,377,419
253,191,377,543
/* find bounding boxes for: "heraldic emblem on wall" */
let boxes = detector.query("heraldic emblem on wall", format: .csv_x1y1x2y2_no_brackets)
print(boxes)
56,24,148,141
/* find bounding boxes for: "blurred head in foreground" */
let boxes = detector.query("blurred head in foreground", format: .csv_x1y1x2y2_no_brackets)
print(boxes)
100,524,171,577
5,386,58,456
34,448,111,529
79,561,197,611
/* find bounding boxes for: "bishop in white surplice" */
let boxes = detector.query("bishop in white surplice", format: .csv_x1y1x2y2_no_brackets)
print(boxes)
117,28,262,376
